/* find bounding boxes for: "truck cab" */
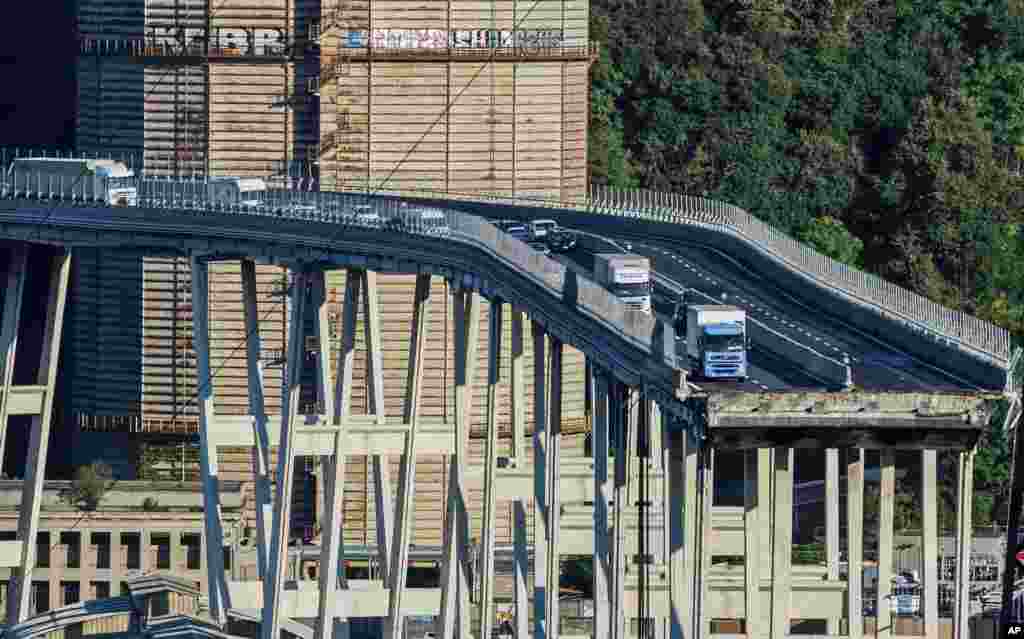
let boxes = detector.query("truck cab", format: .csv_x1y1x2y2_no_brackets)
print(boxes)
593,253,652,314
683,304,749,381
530,219,558,240
207,177,266,208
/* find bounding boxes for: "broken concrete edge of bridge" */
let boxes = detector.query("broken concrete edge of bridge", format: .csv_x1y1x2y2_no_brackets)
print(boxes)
398,195,1009,392
696,390,1002,450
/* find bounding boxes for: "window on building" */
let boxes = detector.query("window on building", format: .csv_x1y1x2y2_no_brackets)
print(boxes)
182,533,201,570
153,533,171,570
36,532,49,568
223,546,233,572
32,581,49,615
91,532,111,569
62,581,80,606
61,532,81,569
121,532,141,570
152,591,170,617
119,582,130,597
938,556,956,581
90,581,111,600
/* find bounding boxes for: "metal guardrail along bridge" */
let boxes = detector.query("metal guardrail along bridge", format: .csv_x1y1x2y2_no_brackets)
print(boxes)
0,150,1016,639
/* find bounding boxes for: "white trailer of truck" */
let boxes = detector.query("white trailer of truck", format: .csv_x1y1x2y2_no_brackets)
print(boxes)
9,158,138,206
593,253,652,314
684,305,749,380
206,177,267,207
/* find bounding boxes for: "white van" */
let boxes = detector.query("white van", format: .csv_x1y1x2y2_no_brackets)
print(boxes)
531,218,558,240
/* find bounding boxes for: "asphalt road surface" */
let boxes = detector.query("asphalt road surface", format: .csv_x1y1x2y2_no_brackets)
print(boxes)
563,228,980,393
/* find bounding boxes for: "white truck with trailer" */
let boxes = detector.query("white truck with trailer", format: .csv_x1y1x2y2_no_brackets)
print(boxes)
206,177,267,207
8,157,138,206
681,304,749,381
592,253,652,314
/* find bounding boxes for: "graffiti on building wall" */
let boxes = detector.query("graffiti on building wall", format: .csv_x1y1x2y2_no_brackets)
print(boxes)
344,29,565,50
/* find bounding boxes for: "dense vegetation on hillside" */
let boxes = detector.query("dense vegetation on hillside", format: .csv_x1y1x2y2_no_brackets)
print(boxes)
587,0,1024,528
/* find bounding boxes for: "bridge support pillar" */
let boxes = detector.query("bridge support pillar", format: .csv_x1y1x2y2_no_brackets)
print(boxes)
192,257,231,626
241,259,273,582
769,448,792,639
384,273,433,639
825,448,840,635
0,245,27,472
698,444,714,638
847,448,865,639
511,308,527,639
610,381,632,639
532,320,550,639
8,248,70,625
876,450,895,638
954,448,975,639
476,299,505,639
743,449,760,639
592,365,612,639
437,286,481,639
921,449,939,638
262,266,311,639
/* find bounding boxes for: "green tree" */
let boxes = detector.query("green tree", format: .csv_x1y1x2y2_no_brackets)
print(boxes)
63,462,114,511
797,216,864,266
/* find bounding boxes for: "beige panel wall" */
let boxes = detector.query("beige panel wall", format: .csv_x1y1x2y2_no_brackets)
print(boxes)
143,66,208,177
208,64,291,178
322,61,588,200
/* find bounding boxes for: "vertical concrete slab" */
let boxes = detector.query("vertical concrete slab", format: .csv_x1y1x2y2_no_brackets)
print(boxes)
770,448,793,639
743,449,759,639
544,338,563,639
847,449,864,639
363,271,392,588
611,383,632,639
241,260,273,581
666,425,685,639
384,273,432,639
314,270,361,639
592,368,611,639
682,431,700,637
477,300,504,639
532,322,549,639
0,245,27,471
758,449,773,588
921,449,939,639
954,449,975,639
437,288,480,639
511,308,528,639
10,250,70,624
312,271,333,529
877,450,895,639
261,268,310,639
825,448,840,635
192,257,230,626
698,447,714,638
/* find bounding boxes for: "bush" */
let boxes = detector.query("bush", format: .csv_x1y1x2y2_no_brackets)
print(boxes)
62,462,114,511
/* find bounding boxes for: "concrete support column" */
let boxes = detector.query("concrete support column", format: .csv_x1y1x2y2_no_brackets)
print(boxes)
384,273,432,639
192,256,230,625
477,300,504,639
511,309,527,639
362,271,392,588
592,367,611,639
9,250,70,625
954,449,975,639
314,269,364,639
241,260,273,581
437,287,480,639
172,531,186,574
698,446,714,638
666,426,686,639
532,321,549,639
543,337,563,639
682,430,701,637
110,529,123,589
825,448,840,635
921,450,939,639
261,267,311,639
847,449,865,639
743,449,760,638
876,450,895,639
312,271,333,537
0,245,27,472
769,448,793,639
610,383,632,639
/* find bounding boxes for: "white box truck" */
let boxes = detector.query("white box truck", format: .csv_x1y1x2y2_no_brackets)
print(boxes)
684,305,749,380
207,177,267,207
9,158,137,206
593,253,652,314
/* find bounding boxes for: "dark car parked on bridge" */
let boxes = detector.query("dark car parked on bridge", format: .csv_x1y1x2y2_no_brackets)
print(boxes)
545,228,577,253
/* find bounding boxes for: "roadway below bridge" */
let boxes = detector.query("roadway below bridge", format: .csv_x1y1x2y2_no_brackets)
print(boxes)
557,227,981,394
